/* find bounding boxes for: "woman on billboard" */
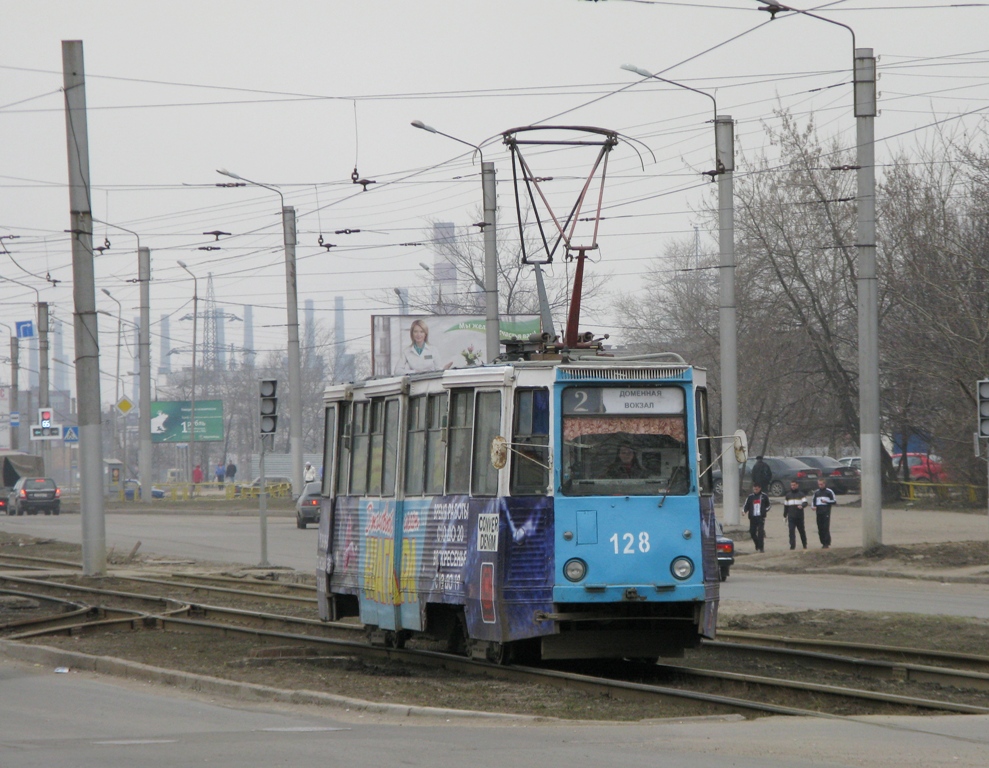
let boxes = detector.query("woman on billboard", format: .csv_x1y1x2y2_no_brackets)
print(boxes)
394,319,451,374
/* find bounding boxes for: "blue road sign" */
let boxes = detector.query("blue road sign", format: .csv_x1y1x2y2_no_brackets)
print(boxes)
10,411,19,427
15,320,35,339
63,425,80,443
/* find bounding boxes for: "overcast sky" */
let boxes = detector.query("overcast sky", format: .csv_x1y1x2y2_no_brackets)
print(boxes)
2,0,987,403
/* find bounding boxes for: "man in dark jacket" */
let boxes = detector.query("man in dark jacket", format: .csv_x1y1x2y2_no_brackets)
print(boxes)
743,483,771,553
783,480,808,550
812,478,837,549
751,456,772,492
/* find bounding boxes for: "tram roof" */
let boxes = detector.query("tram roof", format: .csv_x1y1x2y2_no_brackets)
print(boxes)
323,353,704,402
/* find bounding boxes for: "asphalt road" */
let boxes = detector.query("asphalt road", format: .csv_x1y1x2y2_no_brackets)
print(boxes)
2,656,987,768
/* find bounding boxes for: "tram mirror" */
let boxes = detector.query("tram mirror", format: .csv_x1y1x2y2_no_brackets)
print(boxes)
733,429,748,463
491,435,509,470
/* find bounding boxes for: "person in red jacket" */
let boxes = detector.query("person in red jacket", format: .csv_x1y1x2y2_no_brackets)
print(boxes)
192,464,204,485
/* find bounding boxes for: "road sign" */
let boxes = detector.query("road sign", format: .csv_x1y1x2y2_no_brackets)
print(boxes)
10,411,19,427
150,399,224,443
63,425,80,443
15,320,35,339
116,396,136,415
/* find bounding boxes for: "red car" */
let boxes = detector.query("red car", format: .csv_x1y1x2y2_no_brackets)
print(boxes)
891,453,946,482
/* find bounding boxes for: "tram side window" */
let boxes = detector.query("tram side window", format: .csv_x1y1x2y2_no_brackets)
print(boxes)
382,398,400,496
471,391,502,497
510,388,550,495
425,392,448,495
446,389,474,494
404,395,427,496
336,401,351,496
696,388,712,495
350,401,370,496
321,405,336,497
368,400,385,496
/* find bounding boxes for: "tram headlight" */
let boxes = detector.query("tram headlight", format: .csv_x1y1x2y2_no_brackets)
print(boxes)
563,558,587,582
670,557,694,580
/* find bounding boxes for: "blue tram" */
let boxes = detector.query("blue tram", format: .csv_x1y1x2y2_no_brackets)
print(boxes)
316,353,720,662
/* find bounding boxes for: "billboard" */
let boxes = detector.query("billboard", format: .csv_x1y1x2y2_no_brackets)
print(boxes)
371,315,540,377
150,399,224,443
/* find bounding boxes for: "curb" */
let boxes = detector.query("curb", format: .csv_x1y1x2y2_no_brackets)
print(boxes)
0,639,544,723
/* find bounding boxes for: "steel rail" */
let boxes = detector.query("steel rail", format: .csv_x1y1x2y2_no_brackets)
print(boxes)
715,631,989,674
0,553,82,569
704,639,989,693
118,575,317,604
655,663,989,715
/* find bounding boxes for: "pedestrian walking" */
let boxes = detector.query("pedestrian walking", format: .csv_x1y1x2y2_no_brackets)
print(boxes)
812,478,837,549
226,461,237,484
215,462,225,488
783,480,808,550
743,483,771,553
304,462,317,483
751,456,772,492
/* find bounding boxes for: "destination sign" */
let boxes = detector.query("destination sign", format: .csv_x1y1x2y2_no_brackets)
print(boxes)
562,386,684,415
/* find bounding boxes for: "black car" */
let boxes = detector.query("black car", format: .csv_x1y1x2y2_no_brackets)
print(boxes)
715,521,734,581
795,456,860,494
712,456,821,498
8,477,61,515
743,457,821,497
295,481,322,528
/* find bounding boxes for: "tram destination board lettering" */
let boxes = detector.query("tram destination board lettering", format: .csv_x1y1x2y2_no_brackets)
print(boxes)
563,386,684,415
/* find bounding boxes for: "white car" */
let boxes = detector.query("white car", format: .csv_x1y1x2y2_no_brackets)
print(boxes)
838,456,861,469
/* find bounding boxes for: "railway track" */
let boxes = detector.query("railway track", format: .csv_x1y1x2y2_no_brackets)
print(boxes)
4,569,989,719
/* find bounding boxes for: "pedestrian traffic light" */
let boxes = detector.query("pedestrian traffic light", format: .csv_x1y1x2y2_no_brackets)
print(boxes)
978,379,989,438
260,379,278,435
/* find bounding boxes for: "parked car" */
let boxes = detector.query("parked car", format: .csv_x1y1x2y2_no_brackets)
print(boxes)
8,477,61,515
0,493,7,514
715,521,734,581
795,456,861,494
739,456,821,497
122,478,166,500
892,453,947,482
838,456,861,470
295,481,322,528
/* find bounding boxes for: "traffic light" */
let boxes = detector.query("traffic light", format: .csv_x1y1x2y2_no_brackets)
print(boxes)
260,379,278,435
978,380,989,438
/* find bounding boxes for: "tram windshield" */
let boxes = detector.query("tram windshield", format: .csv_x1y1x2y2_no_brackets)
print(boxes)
560,386,689,497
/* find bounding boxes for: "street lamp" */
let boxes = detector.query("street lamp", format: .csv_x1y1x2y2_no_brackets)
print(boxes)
621,64,740,524
216,168,304,498
410,121,501,360
2,273,50,470
177,261,199,485
99,293,123,467
93,218,153,505
393,287,409,316
755,2,881,548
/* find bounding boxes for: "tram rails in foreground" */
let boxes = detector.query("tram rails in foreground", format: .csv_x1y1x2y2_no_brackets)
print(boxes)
5,584,989,718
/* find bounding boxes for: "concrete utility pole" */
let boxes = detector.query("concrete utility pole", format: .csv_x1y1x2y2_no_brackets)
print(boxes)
62,39,106,576
138,247,152,505
855,49,881,548
38,302,50,474
481,161,500,361
9,337,18,450
716,115,740,524
178,261,198,485
282,205,304,498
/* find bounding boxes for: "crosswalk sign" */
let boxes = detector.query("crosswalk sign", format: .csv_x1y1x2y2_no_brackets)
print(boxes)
63,426,80,443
